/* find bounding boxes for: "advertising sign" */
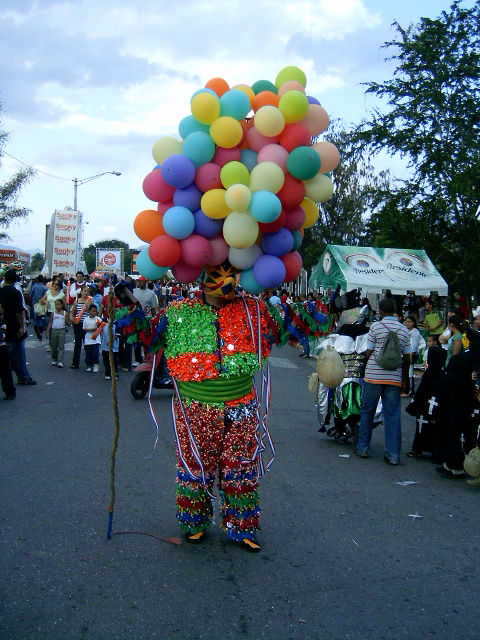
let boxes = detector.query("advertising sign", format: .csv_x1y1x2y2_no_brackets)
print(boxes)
51,208,80,276
96,249,123,274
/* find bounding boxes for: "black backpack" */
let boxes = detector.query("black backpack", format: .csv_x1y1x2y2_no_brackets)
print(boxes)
376,322,402,370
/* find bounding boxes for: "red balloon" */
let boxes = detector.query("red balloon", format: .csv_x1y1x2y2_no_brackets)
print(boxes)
212,147,241,167
148,235,181,267
195,163,222,192
279,123,311,152
181,234,213,267
258,208,286,233
143,169,176,203
209,236,229,264
281,251,303,281
277,175,305,209
157,200,173,214
171,259,202,283
284,206,306,231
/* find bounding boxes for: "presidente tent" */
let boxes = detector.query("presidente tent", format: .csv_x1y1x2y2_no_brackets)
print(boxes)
309,245,448,296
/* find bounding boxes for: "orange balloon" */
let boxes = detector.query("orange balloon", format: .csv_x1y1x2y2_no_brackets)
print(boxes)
251,90,279,112
134,209,165,242
300,104,329,136
278,80,306,97
312,141,340,172
205,77,230,97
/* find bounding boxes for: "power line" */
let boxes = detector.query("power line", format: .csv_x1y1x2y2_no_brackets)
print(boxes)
2,151,72,181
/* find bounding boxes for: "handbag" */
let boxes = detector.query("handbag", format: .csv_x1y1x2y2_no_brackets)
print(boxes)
34,302,47,316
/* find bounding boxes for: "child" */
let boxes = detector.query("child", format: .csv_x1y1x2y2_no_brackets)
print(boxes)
101,321,119,380
0,304,16,399
46,298,68,367
82,304,104,372
422,333,439,368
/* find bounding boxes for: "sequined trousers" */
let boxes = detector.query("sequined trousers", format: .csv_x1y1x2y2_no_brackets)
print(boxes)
174,396,260,542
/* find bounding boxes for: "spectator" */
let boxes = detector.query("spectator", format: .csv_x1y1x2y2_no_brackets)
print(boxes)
101,321,119,380
82,304,103,372
403,315,422,397
422,299,444,336
446,314,464,365
30,275,48,340
69,285,92,369
0,303,16,399
46,298,68,367
134,276,159,316
69,271,86,301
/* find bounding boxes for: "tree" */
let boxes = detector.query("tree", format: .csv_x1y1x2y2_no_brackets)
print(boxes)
26,252,45,274
357,1,480,301
83,239,132,275
0,108,35,241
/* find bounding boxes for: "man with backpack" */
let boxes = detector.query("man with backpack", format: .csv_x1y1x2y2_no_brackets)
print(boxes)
356,297,411,464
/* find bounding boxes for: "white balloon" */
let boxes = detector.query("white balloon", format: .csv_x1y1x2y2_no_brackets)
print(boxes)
228,244,263,269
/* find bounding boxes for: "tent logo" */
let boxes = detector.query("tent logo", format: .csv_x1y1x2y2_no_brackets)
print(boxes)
323,252,332,274
356,259,370,268
400,257,413,267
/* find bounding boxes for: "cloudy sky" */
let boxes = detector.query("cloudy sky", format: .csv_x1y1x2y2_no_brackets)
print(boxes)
0,0,461,255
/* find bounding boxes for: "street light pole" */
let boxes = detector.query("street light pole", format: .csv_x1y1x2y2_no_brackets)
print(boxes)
72,171,121,211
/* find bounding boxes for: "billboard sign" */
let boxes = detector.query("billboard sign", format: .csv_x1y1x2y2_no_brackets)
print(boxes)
51,208,80,276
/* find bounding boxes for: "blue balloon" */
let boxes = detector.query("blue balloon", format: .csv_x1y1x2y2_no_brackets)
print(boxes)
239,267,264,294
219,89,251,120
250,191,282,223
262,228,294,256
292,229,303,251
193,209,222,238
307,95,321,105
190,88,218,101
179,115,210,139
253,254,286,288
173,184,203,212
161,154,196,188
136,247,169,279
182,131,215,168
163,206,195,239
240,149,258,172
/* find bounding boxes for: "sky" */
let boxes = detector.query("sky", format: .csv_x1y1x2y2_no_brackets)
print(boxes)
0,0,460,256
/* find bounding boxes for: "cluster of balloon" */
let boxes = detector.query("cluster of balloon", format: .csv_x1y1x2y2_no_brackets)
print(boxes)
133,65,339,292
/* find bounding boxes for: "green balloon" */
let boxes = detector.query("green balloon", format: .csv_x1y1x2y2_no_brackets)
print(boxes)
287,146,321,180
251,79,278,95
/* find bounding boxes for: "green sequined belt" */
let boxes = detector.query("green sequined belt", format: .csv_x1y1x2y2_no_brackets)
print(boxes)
177,375,253,403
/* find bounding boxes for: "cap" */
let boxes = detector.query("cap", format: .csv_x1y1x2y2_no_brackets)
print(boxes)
137,275,148,281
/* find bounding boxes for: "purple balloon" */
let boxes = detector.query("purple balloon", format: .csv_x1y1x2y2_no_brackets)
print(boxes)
253,254,286,288
261,228,294,256
173,184,202,212
307,95,321,105
161,154,196,188
193,209,222,238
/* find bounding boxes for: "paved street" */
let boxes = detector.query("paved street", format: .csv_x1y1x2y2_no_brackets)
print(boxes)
1,331,479,639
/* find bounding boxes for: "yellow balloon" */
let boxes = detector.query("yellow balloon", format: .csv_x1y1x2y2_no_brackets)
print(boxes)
254,106,285,137
225,184,252,212
209,116,243,148
201,189,231,219
303,174,334,202
152,136,183,165
249,161,285,193
275,65,307,89
300,197,319,228
191,91,221,125
223,211,259,249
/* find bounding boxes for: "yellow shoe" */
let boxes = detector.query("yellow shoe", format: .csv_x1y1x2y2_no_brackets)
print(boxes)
185,530,205,544
239,538,260,553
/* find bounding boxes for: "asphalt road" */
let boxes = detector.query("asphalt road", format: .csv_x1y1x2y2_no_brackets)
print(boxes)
1,331,479,640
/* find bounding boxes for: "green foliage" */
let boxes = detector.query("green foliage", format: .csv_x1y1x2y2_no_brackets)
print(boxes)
27,252,45,274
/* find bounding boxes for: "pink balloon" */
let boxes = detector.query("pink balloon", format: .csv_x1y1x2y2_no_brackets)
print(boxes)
257,144,289,171
157,200,173,214
312,141,341,173
246,127,279,152
300,104,329,136
212,147,241,167
143,170,175,203
284,206,306,231
209,236,229,265
181,234,213,267
194,162,222,192
277,80,306,97
171,259,202,283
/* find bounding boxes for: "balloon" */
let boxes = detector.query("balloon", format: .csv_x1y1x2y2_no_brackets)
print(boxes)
281,251,303,281
210,116,243,148
162,206,195,239
157,200,173,214
201,189,231,219
195,162,222,192
250,190,282,223
292,229,303,251
300,197,319,228
249,161,285,193
262,228,294,256
231,84,255,104
182,131,215,167
258,208,286,233
134,209,165,242
181,234,213,267
149,235,182,267
251,79,278,95
161,154,196,188
246,126,278,152
223,211,259,248
191,91,220,125
303,173,334,202
193,209,222,238
278,80,306,97
152,136,183,165
254,106,285,137
307,95,321,105
312,141,341,173
179,115,210,139
229,244,263,270
300,104,329,136
220,161,250,188
219,89,251,120
284,206,306,231
278,123,312,152
209,236,229,264
205,77,230,97
143,169,175,203
173,184,203,212
225,184,251,212
240,148,258,172
136,247,170,280
239,267,264,294
277,174,305,209
278,90,309,123
275,66,307,89
171,259,202,283
287,146,321,180
251,91,279,112
257,143,289,171
253,254,286,288
212,146,242,167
